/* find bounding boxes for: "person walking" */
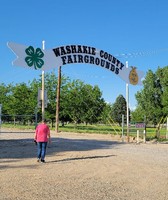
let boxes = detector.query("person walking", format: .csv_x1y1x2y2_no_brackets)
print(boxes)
34,119,51,163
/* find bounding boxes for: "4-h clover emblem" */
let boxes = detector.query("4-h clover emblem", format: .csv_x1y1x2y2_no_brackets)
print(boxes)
25,46,44,70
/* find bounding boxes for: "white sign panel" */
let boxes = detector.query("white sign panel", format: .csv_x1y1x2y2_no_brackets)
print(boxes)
7,42,144,85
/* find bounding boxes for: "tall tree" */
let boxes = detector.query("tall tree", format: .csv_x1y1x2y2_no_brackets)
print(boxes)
11,83,35,123
0,72,106,125
131,105,145,123
59,79,105,124
80,84,105,124
0,83,14,120
157,66,168,116
135,67,167,125
111,94,127,126
43,71,58,122
100,103,113,124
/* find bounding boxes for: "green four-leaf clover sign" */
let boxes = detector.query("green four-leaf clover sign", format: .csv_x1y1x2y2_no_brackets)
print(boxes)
25,46,44,69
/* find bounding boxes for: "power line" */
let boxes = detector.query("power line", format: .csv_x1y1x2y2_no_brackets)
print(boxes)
115,48,168,59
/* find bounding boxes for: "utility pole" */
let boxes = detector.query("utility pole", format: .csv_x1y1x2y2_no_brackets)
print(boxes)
55,66,61,133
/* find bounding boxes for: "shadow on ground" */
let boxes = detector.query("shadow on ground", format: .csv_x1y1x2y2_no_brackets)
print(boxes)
48,154,116,163
0,137,124,160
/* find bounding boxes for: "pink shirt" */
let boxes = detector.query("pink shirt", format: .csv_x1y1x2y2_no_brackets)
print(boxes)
35,123,50,142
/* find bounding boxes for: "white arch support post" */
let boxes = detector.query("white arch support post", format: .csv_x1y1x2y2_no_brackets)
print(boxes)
126,61,129,142
42,40,45,121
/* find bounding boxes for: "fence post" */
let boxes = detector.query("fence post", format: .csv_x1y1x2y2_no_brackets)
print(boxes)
122,114,124,142
143,129,146,143
137,130,139,143
35,107,38,129
166,117,168,139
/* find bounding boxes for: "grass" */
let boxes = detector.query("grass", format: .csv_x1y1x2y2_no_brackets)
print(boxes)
58,124,121,134
1,123,168,141
1,123,35,130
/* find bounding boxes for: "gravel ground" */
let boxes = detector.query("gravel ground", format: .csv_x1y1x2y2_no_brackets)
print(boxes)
0,128,168,200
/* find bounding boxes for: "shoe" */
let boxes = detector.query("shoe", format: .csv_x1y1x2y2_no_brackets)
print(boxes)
37,158,40,162
41,159,45,163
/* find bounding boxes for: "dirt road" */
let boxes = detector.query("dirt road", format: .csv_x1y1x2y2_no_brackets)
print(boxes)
0,129,168,200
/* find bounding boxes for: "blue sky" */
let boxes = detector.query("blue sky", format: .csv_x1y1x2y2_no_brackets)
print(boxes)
1,0,168,110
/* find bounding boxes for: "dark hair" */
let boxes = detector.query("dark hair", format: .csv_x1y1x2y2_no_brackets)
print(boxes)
42,119,47,123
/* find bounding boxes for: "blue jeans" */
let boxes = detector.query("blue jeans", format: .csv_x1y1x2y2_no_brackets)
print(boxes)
37,142,47,160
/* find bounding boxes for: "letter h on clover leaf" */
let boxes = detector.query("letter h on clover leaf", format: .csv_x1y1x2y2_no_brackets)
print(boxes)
25,46,44,69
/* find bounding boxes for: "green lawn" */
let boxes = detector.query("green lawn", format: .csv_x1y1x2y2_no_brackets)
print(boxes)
1,123,168,141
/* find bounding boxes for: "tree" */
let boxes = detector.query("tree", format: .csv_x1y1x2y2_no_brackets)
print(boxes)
157,66,168,115
57,75,72,125
111,95,127,126
11,83,36,123
0,83,14,121
135,67,167,125
0,72,106,125
43,71,58,123
100,103,113,124
80,84,105,124
59,79,105,125
131,105,145,123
